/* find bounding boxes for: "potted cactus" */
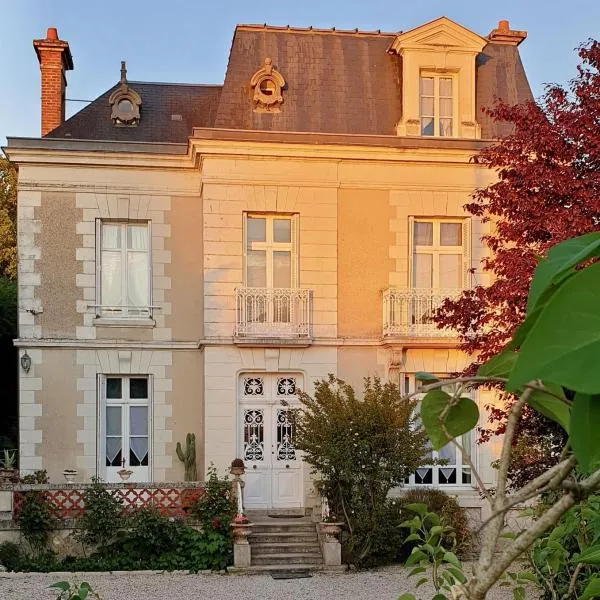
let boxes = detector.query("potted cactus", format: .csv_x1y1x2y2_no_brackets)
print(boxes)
176,432,198,481
176,433,201,510
0,449,18,483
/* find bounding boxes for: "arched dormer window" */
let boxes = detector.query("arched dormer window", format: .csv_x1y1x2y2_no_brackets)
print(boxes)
109,62,142,126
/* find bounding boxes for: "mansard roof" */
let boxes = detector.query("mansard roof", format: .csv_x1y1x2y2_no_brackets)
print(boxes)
45,21,532,143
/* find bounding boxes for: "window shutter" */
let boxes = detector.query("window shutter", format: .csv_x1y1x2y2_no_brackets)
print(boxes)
147,220,153,316
148,374,154,479
462,218,472,289
95,219,102,311
407,216,415,289
96,373,105,478
292,215,299,288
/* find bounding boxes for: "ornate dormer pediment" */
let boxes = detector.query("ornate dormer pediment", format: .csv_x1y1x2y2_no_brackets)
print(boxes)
389,17,487,54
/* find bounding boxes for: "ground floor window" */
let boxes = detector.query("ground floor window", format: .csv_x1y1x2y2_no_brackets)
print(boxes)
402,374,475,488
99,375,151,482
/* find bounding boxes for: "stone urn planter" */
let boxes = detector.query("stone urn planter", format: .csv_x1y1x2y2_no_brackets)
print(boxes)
231,521,253,544
0,467,17,484
117,468,134,481
321,521,342,542
63,469,77,483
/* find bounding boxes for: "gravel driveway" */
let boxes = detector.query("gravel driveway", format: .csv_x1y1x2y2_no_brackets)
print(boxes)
0,567,518,600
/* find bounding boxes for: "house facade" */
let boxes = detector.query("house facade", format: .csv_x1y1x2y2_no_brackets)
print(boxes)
5,17,531,515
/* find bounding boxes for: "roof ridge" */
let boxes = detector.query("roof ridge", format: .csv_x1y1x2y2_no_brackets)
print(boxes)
128,81,223,88
236,23,399,37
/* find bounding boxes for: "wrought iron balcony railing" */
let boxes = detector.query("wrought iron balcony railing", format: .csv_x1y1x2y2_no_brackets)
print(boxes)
235,287,313,338
382,288,462,337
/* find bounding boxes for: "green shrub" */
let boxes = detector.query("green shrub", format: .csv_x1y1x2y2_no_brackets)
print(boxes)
525,495,600,600
295,375,429,567
16,490,56,556
401,489,471,557
191,464,236,532
75,478,123,555
0,541,24,571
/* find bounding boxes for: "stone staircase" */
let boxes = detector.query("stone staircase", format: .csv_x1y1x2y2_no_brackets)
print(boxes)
247,514,324,572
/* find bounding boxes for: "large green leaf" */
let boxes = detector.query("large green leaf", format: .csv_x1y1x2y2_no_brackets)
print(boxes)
508,262,600,394
477,350,517,378
527,383,570,433
527,232,600,314
421,390,479,451
575,545,600,565
579,576,600,600
570,394,600,472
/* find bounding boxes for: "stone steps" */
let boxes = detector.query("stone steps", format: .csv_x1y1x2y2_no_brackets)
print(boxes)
252,542,321,555
250,531,319,544
251,552,324,566
248,518,324,570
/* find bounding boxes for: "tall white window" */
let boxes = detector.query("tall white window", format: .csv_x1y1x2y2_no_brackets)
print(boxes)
404,374,475,487
420,75,454,137
98,221,151,317
244,214,297,288
100,375,151,483
411,219,469,290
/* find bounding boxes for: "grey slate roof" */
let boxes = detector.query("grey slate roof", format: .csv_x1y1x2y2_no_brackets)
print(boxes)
47,82,222,143
44,26,533,144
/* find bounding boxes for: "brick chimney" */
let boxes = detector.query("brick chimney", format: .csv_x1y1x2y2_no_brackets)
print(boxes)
487,20,527,45
33,28,74,136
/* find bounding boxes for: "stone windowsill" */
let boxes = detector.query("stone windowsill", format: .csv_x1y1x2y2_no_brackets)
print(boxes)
93,317,155,328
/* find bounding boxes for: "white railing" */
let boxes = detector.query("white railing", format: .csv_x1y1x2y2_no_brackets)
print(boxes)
382,288,462,337
235,287,313,338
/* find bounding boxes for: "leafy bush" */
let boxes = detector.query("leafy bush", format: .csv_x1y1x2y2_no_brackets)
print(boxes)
50,581,100,600
0,541,24,571
295,375,429,567
16,490,56,556
401,489,471,557
192,464,236,532
75,478,123,555
524,495,600,600
399,502,466,600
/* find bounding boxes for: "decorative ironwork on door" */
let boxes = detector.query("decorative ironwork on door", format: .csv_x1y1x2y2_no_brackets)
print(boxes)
275,409,296,461
243,409,264,461
277,377,296,396
244,377,264,395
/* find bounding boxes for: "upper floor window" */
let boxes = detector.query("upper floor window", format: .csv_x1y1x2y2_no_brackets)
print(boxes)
411,219,469,290
244,214,297,289
420,75,454,137
97,221,151,317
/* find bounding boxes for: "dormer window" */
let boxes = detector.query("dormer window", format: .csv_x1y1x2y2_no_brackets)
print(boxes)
388,17,486,139
420,74,454,137
109,61,142,127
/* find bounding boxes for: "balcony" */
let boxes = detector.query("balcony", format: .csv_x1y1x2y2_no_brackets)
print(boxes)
235,287,313,342
382,288,461,338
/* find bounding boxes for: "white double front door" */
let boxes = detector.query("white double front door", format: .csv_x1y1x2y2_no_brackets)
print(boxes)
239,374,303,509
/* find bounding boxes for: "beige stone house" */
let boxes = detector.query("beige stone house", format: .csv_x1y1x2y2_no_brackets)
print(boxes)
4,17,531,513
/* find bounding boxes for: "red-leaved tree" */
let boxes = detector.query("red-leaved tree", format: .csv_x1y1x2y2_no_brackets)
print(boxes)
435,41,600,483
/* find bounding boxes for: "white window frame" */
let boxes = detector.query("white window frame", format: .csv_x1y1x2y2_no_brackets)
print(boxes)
419,72,458,138
408,217,471,291
96,374,153,479
243,213,299,289
402,373,477,490
95,220,153,318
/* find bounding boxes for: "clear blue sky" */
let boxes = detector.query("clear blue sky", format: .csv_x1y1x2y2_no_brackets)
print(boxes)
1,0,599,146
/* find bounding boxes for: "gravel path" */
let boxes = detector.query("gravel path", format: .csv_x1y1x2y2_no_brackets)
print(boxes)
0,567,518,600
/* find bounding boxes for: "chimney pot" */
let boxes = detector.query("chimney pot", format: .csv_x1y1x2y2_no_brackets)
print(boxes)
46,27,59,40
498,20,509,31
